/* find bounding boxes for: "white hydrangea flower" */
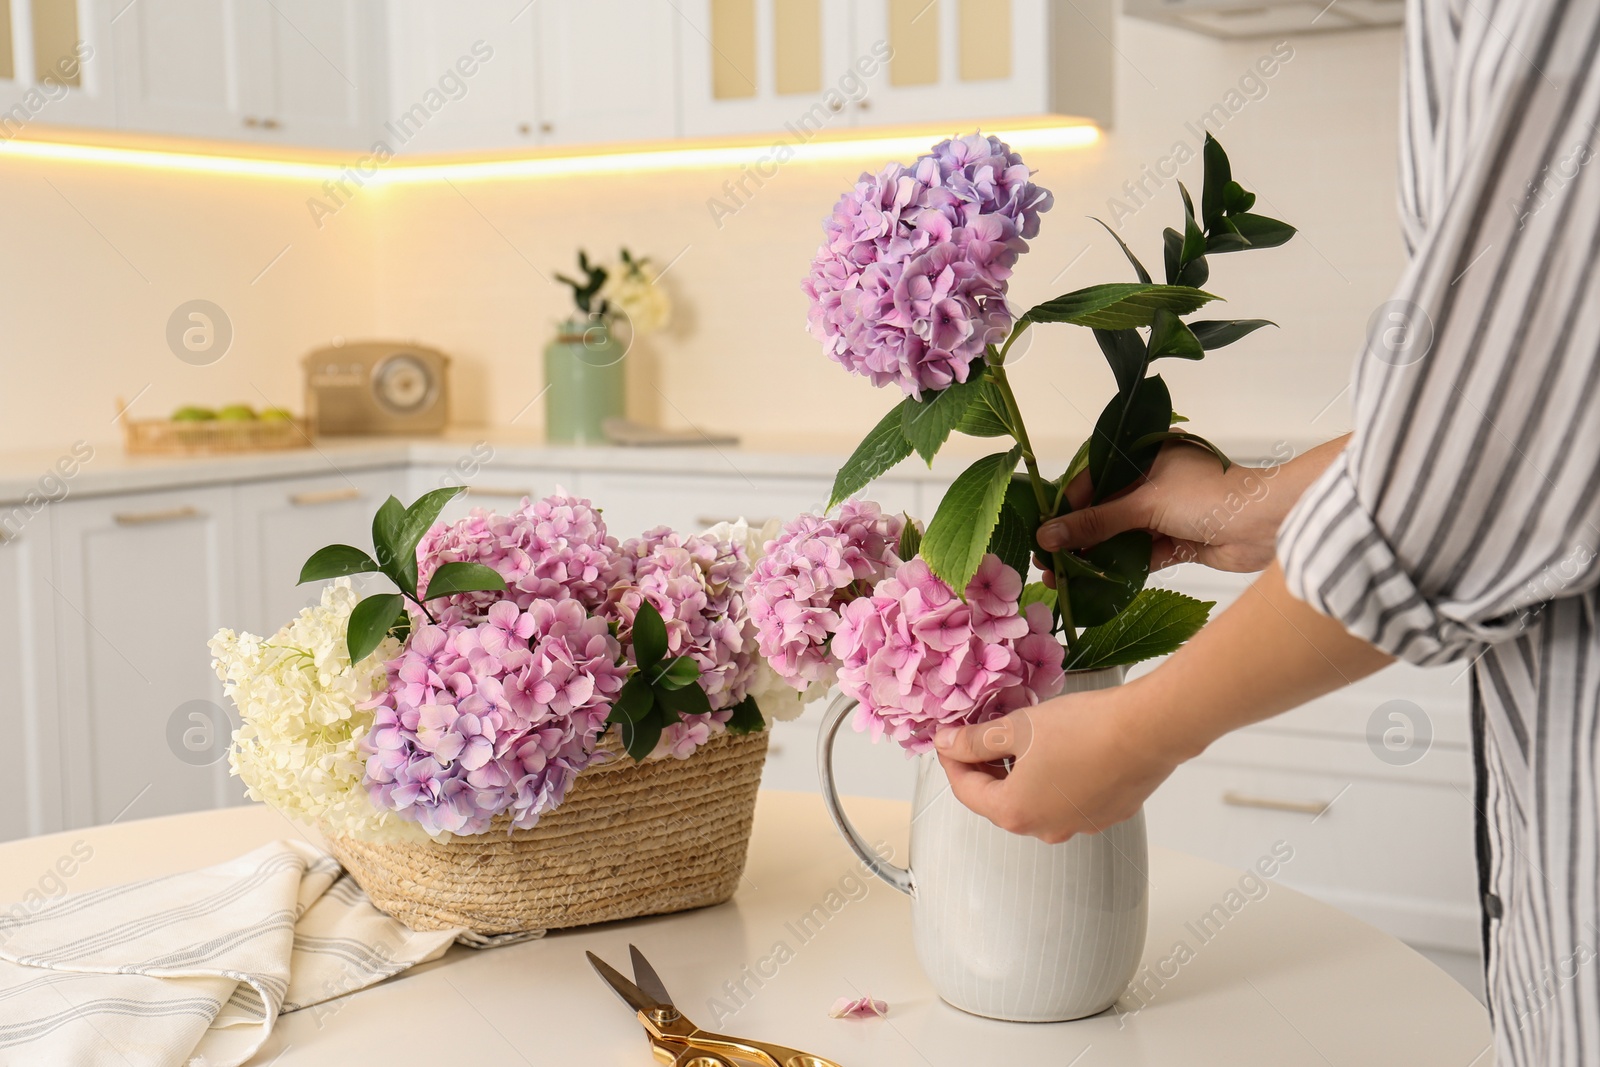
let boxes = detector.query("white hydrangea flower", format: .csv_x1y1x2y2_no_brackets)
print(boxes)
604,259,672,336
211,579,426,844
701,516,812,722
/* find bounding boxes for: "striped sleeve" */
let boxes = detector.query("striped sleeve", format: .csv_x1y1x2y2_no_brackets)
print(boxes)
1277,0,1600,667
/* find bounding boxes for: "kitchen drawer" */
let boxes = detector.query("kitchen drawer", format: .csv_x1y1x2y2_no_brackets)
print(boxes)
1146,736,1480,950
407,462,582,526
573,471,919,542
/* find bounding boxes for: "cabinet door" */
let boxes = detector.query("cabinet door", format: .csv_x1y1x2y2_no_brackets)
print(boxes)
677,0,858,138
232,0,381,149
852,0,1050,127
382,0,537,154
535,0,677,145
52,487,240,828
0,511,62,842
232,468,407,638
0,0,116,129
110,0,250,140
407,461,581,527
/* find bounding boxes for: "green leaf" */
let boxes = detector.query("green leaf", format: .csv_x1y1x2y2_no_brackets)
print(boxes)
632,599,669,667
1089,374,1173,502
1205,218,1254,255
921,446,1021,595
1223,181,1255,215
398,486,465,560
988,476,1042,580
652,655,700,690
1177,254,1210,289
347,592,405,665
726,695,767,735
656,679,712,718
1019,581,1057,612
830,405,914,509
1200,134,1232,231
608,673,654,724
422,561,508,600
897,514,923,559
1226,212,1296,249
1067,588,1214,670
902,374,986,464
1188,319,1275,350
1023,283,1219,331
371,497,412,593
1178,183,1207,267
1147,309,1205,361
1059,439,1093,500
1091,217,1152,284
1128,429,1232,472
299,544,380,585
619,714,663,762
954,379,1012,438
1162,228,1182,287
1066,530,1152,628
1092,328,1149,394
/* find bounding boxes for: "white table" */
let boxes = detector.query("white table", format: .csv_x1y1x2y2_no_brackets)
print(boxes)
0,792,1493,1066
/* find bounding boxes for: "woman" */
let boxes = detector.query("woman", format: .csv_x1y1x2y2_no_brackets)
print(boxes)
933,0,1600,1061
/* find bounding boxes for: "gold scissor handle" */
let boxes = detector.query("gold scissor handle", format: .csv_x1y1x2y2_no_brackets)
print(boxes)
669,1031,843,1067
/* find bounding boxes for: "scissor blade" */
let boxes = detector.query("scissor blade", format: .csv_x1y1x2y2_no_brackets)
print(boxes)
629,944,675,1009
587,951,665,1015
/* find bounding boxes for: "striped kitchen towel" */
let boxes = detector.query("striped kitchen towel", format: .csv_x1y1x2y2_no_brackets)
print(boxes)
0,840,460,1066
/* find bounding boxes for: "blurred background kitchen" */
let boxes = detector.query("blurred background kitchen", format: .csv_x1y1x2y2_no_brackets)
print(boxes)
0,0,1477,997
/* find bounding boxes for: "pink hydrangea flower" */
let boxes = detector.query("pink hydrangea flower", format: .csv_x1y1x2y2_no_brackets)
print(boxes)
834,555,1065,754
804,132,1053,399
361,598,628,836
746,500,904,692
604,527,757,759
416,490,619,620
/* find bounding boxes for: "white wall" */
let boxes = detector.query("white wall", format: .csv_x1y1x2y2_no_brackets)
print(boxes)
0,17,1405,460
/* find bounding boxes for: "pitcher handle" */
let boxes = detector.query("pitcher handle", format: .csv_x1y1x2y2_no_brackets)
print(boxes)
817,693,914,897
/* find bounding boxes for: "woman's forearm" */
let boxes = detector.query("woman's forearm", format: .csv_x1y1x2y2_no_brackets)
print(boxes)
1122,560,1394,763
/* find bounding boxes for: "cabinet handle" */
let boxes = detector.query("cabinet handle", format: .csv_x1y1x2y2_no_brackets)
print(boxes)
113,505,203,526
1221,790,1330,817
243,116,259,127
261,117,281,130
695,515,776,528
289,488,361,507
518,122,532,135
539,121,553,134
465,487,534,499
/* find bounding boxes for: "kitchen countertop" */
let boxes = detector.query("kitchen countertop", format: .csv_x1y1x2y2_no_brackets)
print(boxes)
0,428,1322,505
0,792,1492,1065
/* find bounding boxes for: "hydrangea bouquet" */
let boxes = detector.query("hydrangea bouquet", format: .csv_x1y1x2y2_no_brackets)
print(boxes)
214,489,793,842
771,131,1295,752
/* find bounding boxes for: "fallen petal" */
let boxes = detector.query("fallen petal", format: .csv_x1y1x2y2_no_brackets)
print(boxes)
829,994,888,1019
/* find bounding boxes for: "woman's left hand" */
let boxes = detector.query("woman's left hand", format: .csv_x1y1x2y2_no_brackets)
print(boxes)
933,681,1180,844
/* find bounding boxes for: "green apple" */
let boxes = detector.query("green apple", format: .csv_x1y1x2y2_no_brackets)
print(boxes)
217,404,257,421
171,405,216,422
258,407,294,422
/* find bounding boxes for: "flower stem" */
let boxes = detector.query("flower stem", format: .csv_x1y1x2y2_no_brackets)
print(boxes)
988,338,1080,654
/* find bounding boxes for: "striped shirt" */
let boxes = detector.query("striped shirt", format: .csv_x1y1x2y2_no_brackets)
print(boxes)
1277,0,1600,1062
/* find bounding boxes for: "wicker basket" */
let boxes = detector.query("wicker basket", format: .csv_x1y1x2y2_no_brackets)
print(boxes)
323,729,769,938
118,400,310,456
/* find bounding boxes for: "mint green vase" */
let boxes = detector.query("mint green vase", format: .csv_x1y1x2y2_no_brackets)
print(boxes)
543,318,625,444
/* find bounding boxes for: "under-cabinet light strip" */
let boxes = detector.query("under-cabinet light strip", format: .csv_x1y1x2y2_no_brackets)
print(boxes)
0,123,1098,183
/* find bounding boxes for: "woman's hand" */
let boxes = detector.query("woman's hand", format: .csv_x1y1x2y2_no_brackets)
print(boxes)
1036,435,1350,574
933,678,1183,844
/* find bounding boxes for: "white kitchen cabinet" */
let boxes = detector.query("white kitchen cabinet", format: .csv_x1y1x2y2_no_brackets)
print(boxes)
676,0,860,138
852,0,1112,128
111,0,381,148
0,0,116,130
406,460,582,526
382,0,537,155
232,468,408,637
534,0,679,146
51,486,242,828
0,510,62,842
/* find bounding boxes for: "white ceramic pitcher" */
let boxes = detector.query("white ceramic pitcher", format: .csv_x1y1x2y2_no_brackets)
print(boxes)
816,667,1148,1022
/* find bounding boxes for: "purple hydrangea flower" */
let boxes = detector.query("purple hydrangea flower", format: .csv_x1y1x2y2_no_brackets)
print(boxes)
804,133,1053,398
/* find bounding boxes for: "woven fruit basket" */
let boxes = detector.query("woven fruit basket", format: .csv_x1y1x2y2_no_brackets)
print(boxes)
322,730,768,937
119,402,309,456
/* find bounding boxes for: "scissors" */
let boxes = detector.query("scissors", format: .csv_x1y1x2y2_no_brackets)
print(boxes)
587,944,844,1067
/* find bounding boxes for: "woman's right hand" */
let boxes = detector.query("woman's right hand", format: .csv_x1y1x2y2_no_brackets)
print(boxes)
1035,435,1348,575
